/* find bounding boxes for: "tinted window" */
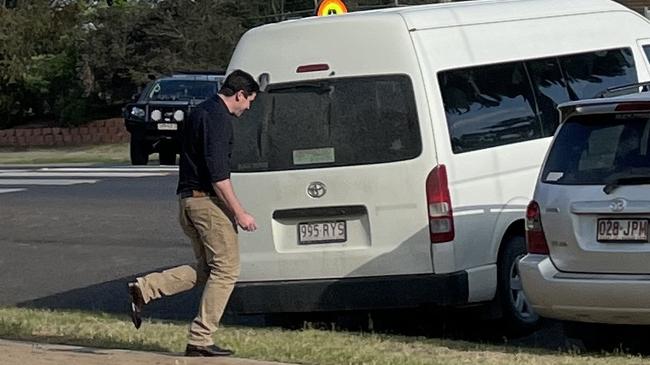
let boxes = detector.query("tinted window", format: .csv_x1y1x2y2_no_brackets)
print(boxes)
560,48,637,100
526,58,571,135
231,75,421,172
439,62,541,153
439,48,637,154
542,114,650,185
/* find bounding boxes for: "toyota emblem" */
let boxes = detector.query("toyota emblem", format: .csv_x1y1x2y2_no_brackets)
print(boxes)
307,182,327,198
610,198,627,212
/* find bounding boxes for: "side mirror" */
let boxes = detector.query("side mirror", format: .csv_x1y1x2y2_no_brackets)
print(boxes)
131,93,141,101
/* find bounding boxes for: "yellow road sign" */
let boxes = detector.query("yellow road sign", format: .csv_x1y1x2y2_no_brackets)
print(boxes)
316,0,348,16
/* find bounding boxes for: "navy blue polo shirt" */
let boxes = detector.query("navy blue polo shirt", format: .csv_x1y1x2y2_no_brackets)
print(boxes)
177,95,233,195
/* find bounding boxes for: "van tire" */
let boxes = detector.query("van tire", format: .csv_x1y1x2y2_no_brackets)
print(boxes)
497,235,539,335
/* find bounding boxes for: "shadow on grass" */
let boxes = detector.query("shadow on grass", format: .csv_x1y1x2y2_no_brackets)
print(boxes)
12,269,650,358
15,267,265,326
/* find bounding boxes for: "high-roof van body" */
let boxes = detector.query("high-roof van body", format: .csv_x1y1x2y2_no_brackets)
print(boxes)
225,0,650,329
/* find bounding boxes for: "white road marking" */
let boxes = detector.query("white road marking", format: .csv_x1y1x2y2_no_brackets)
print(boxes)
0,188,26,194
0,166,174,194
0,172,167,178
0,179,97,186
39,167,178,172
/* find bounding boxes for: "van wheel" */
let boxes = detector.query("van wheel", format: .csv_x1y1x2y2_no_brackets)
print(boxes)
497,235,539,335
130,136,149,165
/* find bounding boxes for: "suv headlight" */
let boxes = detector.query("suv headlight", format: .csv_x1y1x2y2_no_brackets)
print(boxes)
130,106,145,119
151,109,162,122
173,110,184,122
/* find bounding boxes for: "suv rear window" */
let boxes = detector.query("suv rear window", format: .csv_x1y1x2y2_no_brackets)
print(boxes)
231,75,421,172
542,114,650,185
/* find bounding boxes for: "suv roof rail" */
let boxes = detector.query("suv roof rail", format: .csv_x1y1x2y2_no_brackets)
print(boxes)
172,70,225,76
593,81,650,99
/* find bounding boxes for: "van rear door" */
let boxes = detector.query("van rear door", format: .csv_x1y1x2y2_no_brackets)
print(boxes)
230,75,434,284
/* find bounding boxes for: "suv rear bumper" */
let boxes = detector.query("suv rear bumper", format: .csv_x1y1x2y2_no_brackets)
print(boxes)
227,272,468,314
519,254,650,324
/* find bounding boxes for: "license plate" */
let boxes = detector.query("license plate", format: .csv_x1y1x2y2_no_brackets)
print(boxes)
298,221,346,244
157,123,177,130
597,219,649,242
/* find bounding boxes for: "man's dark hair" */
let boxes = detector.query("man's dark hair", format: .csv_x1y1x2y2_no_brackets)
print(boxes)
219,70,260,97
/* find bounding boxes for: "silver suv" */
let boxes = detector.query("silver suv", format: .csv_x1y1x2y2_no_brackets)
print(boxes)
519,89,650,333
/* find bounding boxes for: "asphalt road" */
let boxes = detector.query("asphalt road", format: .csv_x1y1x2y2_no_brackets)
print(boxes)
0,165,203,319
0,164,569,349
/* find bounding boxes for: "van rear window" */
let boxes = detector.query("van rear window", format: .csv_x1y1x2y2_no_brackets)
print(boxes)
542,114,650,185
439,48,637,153
231,75,421,172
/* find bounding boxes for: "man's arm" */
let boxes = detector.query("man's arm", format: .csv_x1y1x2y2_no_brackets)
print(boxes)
213,179,257,232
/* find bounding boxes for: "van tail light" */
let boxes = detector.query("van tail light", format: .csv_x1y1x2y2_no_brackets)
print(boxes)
526,201,550,254
426,165,454,243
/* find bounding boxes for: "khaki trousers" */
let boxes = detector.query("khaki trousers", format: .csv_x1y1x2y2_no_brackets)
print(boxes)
136,197,240,346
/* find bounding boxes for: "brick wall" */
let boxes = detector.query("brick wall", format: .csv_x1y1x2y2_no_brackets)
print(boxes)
0,118,129,148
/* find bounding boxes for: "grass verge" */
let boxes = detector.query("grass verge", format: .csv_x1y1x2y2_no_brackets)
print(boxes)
0,307,647,365
0,144,134,165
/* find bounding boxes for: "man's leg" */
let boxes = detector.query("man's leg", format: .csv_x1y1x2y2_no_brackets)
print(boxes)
128,198,210,329
187,198,240,347
134,198,209,304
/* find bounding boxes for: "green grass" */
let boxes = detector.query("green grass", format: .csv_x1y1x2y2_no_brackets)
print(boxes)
0,144,135,165
0,307,648,364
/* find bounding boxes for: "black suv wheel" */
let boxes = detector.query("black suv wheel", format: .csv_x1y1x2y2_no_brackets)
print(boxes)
130,136,149,165
159,147,176,165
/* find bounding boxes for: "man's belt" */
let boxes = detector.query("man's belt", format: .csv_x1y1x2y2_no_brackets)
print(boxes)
179,190,215,199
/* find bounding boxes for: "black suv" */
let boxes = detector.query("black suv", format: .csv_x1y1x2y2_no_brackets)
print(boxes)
124,72,225,165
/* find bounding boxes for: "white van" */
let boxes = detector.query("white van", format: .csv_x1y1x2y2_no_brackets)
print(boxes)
224,0,650,331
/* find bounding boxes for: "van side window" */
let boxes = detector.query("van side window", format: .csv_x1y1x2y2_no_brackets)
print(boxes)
559,48,636,101
439,48,637,154
231,75,422,172
439,62,541,153
526,58,570,135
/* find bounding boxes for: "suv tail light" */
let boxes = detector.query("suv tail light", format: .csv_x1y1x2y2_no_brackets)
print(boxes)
526,201,550,254
426,165,454,243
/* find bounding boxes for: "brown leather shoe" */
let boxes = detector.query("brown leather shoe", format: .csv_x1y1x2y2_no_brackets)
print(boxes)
127,282,144,329
184,344,233,357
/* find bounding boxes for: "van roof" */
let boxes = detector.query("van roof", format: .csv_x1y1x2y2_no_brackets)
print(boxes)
262,0,632,31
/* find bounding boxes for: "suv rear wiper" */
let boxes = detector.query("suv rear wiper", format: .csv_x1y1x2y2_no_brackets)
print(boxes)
603,176,650,194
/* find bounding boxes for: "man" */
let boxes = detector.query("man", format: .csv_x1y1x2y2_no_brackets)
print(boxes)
128,70,259,357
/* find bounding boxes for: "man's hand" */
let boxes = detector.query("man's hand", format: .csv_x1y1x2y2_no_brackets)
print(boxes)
236,212,257,232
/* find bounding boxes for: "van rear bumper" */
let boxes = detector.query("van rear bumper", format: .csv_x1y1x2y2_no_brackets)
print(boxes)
228,272,468,314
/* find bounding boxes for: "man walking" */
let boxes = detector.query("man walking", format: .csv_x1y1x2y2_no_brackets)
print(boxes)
128,70,260,357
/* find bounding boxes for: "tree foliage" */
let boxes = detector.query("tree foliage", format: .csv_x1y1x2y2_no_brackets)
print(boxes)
0,0,439,128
